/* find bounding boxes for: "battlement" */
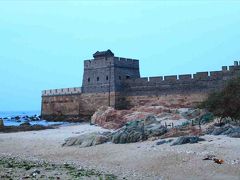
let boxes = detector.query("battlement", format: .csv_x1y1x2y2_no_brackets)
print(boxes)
124,62,240,85
113,57,139,69
84,56,139,70
42,87,82,96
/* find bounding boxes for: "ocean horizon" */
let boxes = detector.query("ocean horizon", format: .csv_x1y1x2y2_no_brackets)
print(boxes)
0,110,71,127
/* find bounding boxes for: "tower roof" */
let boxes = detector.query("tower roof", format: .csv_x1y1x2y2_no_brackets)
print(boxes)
93,49,114,59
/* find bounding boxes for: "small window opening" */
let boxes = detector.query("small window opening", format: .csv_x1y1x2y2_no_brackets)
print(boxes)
97,77,100,81
106,76,109,81
88,78,90,83
119,76,121,80
126,75,130,79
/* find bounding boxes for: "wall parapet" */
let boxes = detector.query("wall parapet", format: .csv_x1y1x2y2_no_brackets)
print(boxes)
42,87,82,96
124,62,240,85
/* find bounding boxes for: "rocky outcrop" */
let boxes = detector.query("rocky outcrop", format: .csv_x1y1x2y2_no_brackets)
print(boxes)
207,125,240,138
91,106,210,130
91,106,152,129
112,115,168,144
64,116,169,147
0,124,53,133
171,136,205,146
62,132,112,148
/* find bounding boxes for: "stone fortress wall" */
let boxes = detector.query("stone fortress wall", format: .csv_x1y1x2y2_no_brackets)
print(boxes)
123,62,240,96
82,56,140,93
41,50,240,121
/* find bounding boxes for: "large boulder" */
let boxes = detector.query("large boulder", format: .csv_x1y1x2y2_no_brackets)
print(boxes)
91,106,152,129
62,132,111,148
206,124,240,138
111,115,168,144
181,109,201,120
171,136,205,146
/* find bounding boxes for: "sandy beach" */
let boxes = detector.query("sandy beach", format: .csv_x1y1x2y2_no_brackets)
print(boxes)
0,123,239,179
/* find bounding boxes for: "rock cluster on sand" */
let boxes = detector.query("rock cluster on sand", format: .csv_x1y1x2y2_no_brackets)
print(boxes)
91,106,210,130
112,115,167,144
63,115,168,147
0,123,52,133
62,132,112,148
171,136,205,146
207,124,240,138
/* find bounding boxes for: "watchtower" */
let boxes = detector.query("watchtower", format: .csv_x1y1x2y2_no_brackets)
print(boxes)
82,50,140,93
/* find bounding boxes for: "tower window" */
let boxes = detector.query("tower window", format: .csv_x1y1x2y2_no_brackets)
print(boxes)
88,78,90,83
119,76,121,80
97,77,100,81
106,76,109,80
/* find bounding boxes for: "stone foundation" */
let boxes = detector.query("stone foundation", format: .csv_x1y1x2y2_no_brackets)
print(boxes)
41,92,118,121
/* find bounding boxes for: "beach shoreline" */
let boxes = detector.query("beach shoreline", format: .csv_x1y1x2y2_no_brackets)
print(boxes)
0,124,240,179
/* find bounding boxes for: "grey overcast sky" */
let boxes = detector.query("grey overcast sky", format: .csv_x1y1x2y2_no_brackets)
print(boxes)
0,1,240,111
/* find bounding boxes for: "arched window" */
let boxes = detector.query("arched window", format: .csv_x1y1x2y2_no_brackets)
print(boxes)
106,76,109,81
88,78,90,83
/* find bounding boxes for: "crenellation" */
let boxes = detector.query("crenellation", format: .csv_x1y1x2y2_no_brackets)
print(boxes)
114,57,139,69
210,71,223,80
164,75,178,81
234,61,239,66
179,74,192,81
42,87,82,96
193,72,209,80
222,66,228,71
134,77,148,83
149,76,163,82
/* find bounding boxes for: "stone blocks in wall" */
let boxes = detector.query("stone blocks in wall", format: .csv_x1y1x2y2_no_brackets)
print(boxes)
149,76,163,82
135,78,148,83
222,66,228,71
41,92,118,122
164,75,177,82
114,57,139,69
193,72,209,80
179,74,192,81
210,71,223,80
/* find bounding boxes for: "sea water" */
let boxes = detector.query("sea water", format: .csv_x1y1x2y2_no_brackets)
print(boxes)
0,111,71,127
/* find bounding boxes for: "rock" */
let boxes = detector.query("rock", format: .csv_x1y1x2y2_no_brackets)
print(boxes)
144,115,158,125
62,132,111,148
181,109,202,120
171,136,205,146
211,125,232,135
156,140,167,145
91,106,170,130
20,122,31,127
228,127,240,138
14,116,20,120
156,139,173,145
111,116,168,144
207,124,240,138
0,119,4,127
